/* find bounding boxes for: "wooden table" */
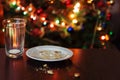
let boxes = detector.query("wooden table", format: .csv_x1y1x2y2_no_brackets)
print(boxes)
0,48,120,80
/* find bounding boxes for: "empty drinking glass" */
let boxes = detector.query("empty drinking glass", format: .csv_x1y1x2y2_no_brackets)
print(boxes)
2,18,26,58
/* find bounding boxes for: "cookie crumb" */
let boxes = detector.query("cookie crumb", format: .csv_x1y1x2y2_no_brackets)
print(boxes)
35,68,39,71
43,64,48,67
74,73,80,77
47,70,54,75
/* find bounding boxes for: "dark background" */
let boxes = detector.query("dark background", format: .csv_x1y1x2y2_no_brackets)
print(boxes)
110,0,120,49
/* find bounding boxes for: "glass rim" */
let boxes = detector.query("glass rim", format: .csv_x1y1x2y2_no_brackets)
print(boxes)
2,18,27,26
2,18,27,23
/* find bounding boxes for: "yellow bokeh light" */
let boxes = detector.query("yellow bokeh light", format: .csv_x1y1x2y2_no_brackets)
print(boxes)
72,19,78,24
2,29,5,32
12,1,16,5
73,8,79,13
70,13,75,19
48,0,54,4
110,0,114,4
73,2,81,13
74,2,81,8
61,22,65,27
107,0,114,5
101,42,105,45
105,34,109,41
97,26,102,31
28,7,32,12
87,0,93,4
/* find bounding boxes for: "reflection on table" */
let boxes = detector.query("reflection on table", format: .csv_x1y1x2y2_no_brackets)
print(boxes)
0,48,120,80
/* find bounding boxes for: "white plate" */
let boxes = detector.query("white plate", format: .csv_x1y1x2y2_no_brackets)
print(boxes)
26,45,73,62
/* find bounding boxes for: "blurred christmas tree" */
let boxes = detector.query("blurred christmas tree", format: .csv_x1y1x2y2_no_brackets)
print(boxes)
1,0,114,48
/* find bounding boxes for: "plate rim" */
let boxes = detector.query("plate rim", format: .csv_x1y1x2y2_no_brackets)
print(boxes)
26,45,73,62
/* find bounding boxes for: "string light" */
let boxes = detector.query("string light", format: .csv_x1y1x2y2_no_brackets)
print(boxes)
10,1,17,8
105,34,109,41
27,3,35,12
48,0,55,4
72,19,78,24
7,20,10,23
16,6,21,11
33,17,36,21
100,35,106,40
6,0,114,48
74,2,81,8
55,19,60,24
61,22,65,27
97,26,102,31
107,0,114,5
87,0,93,4
12,1,16,6
28,7,33,12
73,2,81,13
41,17,46,21
67,26,74,32
69,13,75,19
50,23,55,28
73,8,79,13
30,15,37,20
16,0,20,5
101,42,105,46
36,8,43,15
23,11,28,15
109,31,113,35
43,21,48,26
110,0,114,4
100,34,109,41
2,29,5,32
21,7,25,11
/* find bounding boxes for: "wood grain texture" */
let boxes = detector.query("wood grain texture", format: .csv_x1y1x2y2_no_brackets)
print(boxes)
0,48,120,80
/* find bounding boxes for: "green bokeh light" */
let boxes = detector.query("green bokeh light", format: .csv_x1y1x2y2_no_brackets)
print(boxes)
109,31,113,35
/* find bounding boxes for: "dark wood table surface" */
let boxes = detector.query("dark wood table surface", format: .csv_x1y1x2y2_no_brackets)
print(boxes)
0,48,120,80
